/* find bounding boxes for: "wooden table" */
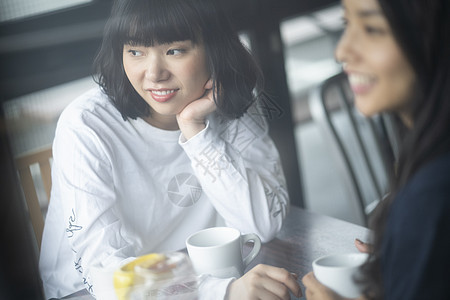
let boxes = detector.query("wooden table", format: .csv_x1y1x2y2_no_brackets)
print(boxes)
247,206,370,298
63,206,370,299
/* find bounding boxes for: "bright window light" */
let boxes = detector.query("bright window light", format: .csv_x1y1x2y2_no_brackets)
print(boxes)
0,0,92,22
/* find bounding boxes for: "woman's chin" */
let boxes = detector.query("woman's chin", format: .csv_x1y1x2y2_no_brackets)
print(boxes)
355,104,377,118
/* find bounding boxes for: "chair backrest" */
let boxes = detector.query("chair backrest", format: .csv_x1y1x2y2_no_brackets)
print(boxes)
308,72,399,225
15,146,52,249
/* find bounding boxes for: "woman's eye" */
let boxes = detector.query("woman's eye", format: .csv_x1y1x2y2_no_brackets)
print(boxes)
167,49,185,55
364,26,385,35
128,49,143,57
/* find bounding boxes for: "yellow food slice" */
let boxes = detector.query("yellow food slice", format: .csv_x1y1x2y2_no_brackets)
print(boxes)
113,253,166,300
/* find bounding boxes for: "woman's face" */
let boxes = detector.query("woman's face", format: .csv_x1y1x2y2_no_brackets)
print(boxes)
123,40,211,129
335,0,416,124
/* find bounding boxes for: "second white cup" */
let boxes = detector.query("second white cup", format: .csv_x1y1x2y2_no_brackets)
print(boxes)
185,227,261,279
312,252,368,298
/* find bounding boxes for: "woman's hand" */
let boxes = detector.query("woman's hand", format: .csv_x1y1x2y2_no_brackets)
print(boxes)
301,239,372,300
302,272,350,300
176,79,217,140
227,264,302,300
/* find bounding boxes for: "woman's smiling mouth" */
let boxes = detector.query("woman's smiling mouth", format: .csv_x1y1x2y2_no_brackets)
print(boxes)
347,73,376,95
149,89,179,102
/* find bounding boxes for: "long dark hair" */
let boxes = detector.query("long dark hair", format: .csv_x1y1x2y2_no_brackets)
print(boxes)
361,1,450,299
94,0,264,120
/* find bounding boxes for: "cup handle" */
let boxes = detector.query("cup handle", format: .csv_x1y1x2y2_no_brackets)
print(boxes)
242,233,261,268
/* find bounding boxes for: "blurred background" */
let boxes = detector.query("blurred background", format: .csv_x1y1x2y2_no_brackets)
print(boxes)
1,0,370,228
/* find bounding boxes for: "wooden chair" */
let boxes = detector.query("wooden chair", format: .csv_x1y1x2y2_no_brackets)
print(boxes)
15,146,53,249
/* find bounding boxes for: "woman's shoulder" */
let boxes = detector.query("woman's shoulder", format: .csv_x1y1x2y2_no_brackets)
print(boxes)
58,86,121,128
393,152,450,214
406,152,450,192
383,152,450,300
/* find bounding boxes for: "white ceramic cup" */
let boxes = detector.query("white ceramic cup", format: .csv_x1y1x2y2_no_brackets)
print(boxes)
312,253,368,298
185,227,261,278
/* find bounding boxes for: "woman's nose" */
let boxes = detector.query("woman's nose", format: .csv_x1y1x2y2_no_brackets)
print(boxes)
335,29,356,66
145,56,170,82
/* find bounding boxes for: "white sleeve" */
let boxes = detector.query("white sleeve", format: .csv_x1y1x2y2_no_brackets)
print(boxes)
52,123,135,296
197,275,235,300
179,110,289,242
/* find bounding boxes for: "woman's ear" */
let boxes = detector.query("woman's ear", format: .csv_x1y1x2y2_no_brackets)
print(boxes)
204,78,213,90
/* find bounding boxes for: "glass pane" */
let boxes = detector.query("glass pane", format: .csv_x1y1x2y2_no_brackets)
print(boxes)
281,6,343,110
3,76,96,156
0,0,93,22
280,5,367,225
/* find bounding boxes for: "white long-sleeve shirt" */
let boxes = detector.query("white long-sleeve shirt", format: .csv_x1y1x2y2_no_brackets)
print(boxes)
39,87,289,299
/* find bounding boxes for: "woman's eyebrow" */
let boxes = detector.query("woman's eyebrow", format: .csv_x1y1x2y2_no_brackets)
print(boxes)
340,3,381,18
357,9,382,18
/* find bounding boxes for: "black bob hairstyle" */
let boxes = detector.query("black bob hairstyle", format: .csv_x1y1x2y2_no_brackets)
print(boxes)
94,0,264,121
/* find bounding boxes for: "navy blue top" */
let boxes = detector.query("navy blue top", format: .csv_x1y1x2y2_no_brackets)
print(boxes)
381,152,450,299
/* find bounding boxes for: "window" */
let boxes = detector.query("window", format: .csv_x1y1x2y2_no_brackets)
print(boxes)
0,0,93,22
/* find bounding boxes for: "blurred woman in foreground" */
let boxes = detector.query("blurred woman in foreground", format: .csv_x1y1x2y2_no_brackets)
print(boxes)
303,0,450,299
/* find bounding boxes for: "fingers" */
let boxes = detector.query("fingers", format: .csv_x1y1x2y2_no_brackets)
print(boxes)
228,265,302,300
266,266,302,297
355,239,372,253
302,273,319,299
302,272,325,300
254,264,302,298
301,272,317,289
254,275,293,300
302,272,350,300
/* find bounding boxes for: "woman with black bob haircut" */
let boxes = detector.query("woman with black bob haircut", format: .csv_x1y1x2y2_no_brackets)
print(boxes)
95,0,262,121
303,0,450,299
39,0,302,299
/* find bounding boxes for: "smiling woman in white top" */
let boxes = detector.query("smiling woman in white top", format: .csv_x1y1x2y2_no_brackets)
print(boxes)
39,0,302,299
